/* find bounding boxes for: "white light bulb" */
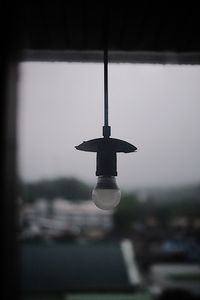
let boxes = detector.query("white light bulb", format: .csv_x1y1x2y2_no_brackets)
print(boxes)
92,176,121,210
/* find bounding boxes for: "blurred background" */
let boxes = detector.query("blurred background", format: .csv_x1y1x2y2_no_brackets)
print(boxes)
17,62,200,300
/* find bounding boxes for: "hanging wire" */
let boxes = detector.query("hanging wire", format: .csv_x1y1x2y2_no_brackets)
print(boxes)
104,47,108,127
103,6,111,138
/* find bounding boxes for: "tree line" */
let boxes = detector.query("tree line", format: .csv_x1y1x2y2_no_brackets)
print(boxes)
19,177,92,202
113,192,200,229
19,177,200,227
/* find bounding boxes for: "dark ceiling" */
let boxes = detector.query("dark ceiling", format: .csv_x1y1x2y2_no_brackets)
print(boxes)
8,1,200,63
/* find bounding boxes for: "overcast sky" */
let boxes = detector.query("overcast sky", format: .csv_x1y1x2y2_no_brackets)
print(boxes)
17,62,200,190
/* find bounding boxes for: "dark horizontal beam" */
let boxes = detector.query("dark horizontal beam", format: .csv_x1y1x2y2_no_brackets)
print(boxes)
21,50,200,64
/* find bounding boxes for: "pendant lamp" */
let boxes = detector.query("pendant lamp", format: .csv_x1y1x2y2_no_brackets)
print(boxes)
75,48,137,210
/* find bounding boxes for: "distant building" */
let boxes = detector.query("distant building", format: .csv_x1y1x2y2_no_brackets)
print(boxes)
19,198,113,239
53,198,113,230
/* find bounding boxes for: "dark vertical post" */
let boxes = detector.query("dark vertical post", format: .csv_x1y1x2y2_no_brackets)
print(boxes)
2,3,22,299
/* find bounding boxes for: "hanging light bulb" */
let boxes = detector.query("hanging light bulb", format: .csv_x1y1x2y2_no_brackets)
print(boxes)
75,49,137,210
92,176,121,210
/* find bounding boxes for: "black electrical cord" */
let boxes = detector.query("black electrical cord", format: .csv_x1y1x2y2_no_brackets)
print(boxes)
104,47,108,128
102,6,111,139
103,47,111,139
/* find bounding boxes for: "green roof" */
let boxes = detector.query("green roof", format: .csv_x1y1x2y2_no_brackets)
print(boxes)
21,242,140,292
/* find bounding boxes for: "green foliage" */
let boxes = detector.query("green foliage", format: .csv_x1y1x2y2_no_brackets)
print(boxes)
20,177,92,203
113,194,140,230
113,192,200,230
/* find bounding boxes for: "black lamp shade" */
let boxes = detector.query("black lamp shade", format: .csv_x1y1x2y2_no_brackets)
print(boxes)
75,137,137,177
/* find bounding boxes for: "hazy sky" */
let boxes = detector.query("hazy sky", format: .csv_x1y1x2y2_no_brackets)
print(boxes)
17,62,200,189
